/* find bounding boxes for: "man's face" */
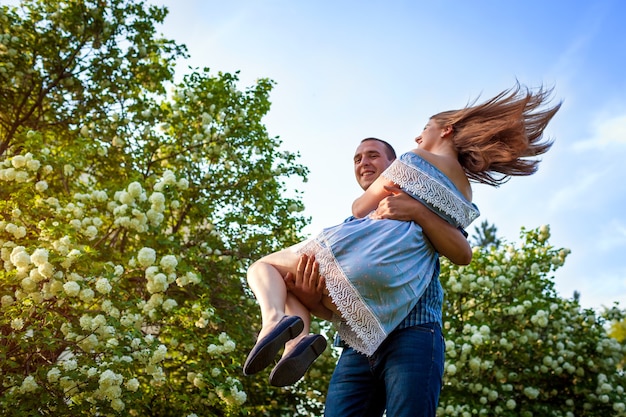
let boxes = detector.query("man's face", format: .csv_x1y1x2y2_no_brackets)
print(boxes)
353,140,394,190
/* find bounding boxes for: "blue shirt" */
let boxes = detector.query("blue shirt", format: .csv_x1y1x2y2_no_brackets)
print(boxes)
399,226,466,330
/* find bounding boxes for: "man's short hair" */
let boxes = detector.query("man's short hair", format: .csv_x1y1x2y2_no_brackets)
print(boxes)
360,137,397,160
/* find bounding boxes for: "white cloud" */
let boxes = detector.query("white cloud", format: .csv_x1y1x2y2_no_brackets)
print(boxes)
547,169,605,213
573,114,626,151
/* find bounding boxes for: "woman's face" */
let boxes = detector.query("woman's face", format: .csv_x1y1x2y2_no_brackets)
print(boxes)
415,118,442,151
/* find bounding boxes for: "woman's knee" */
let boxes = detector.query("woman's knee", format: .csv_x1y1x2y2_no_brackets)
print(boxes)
246,260,267,284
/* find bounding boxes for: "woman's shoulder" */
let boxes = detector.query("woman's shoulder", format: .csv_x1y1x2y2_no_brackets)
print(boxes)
387,150,480,228
405,150,472,201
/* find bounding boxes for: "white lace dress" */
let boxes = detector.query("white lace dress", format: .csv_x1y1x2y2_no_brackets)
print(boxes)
296,151,480,356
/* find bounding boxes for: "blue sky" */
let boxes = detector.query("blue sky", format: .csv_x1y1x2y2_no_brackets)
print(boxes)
155,0,626,311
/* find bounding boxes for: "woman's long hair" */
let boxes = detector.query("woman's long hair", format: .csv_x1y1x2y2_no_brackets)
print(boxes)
432,83,562,186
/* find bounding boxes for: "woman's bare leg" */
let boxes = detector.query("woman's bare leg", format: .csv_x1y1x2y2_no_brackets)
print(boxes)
247,247,310,341
283,292,311,354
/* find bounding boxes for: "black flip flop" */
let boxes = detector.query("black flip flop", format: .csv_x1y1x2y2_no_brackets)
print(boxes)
269,334,327,387
243,315,304,376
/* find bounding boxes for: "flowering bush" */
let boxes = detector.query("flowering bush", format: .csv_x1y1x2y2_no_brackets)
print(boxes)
0,1,325,416
438,226,626,417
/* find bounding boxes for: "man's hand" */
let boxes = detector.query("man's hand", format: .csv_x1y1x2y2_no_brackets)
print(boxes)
371,185,416,221
371,185,473,265
284,254,325,310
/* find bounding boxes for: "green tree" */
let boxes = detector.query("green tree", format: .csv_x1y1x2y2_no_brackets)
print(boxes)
471,220,501,249
438,225,626,416
0,1,336,416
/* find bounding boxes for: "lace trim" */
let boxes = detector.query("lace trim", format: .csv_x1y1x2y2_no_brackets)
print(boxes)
382,158,479,228
296,239,385,356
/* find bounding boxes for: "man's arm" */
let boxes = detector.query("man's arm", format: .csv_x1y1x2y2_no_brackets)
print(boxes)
372,185,472,265
284,254,334,320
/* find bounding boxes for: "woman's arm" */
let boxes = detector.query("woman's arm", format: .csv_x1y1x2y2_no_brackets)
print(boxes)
352,173,396,218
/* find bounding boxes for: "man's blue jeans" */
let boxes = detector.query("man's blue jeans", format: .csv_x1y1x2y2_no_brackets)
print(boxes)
324,323,444,417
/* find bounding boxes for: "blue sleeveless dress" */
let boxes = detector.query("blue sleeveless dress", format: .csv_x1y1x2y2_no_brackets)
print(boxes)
296,152,480,356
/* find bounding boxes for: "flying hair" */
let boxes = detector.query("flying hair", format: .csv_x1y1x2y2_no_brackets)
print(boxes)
431,83,562,186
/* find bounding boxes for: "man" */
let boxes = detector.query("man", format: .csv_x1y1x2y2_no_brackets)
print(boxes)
285,138,471,417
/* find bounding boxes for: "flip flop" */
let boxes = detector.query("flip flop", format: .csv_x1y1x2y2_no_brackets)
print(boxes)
269,334,327,387
243,315,304,376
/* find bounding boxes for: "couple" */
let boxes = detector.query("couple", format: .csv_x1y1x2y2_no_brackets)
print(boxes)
243,84,561,416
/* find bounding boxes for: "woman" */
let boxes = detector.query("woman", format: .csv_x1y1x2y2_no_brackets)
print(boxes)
243,84,561,387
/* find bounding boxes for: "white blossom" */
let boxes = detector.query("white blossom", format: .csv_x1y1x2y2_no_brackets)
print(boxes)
137,247,156,267
95,277,112,294
62,359,77,371
125,378,139,392
162,298,178,311
19,375,39,393
160,254,178,273
127,181,143,198
47,367,61,383
11,155,27,168
10,246,31,269
11,318,24,330
79,288,95,303
63,281,81,297
523,386,540,399
177,178,189,189
151,344,167,364
1,295,14,307
111,399,125,412
15,170,29,182
505,399,516,410
35,180,48,192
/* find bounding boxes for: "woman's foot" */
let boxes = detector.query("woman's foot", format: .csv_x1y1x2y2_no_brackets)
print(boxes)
269,334,327,387
243,315,304,376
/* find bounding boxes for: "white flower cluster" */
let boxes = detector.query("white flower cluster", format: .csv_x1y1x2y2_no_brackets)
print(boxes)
94,369,125,411
1,221,26,239
194,305,215,329
137,247,156,267
145,266,168,294
215,377,247,407
66,170,188,241
0,244,68,304
106,179,171,233
154,169,189,192
530,309,549,327
41,360,144,413
206,332,236,356
133,248,199,317
19,375,39,393
48,198,101,241
176,271,201,287
134,249,181,318
0,151,50,188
